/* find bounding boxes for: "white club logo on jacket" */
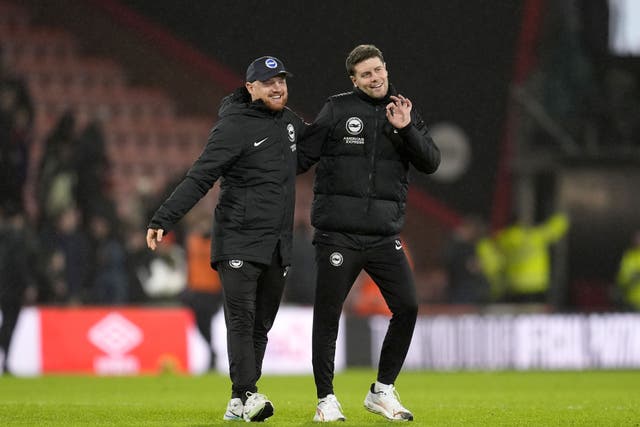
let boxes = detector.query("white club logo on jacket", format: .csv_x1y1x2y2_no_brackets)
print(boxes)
287,123,296,151
287,123,295,142
345,117,363,135
344,117,365,145
329,252,343,267
229,259,243,268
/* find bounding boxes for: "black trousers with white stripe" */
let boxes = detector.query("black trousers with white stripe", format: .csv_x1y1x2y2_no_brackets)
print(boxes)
217,247,286,400
312,240,418,398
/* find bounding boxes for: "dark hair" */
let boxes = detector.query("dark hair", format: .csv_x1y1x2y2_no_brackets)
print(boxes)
345,44,385,76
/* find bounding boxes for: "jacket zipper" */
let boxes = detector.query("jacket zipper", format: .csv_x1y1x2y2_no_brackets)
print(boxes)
367,107,379,215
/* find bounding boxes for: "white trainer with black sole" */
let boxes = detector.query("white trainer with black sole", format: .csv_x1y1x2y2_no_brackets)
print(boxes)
313,394,346,422
223,398,244,421
243,392,274,422
364,383,414,421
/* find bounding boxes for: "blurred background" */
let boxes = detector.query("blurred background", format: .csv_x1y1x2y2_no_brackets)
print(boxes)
2,0,640,375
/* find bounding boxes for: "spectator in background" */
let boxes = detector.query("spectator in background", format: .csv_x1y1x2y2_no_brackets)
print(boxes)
181,211,223,370
0,204,37,374
297,44,440,422
74,120,111,224
495,212,569,304
45,206,91,304
443,216,491,305
88,208,128,304
139,231,186,302
615,230,640,311
0,78,33,213
123,222,153,304
36,112,78,230
350,272,392,317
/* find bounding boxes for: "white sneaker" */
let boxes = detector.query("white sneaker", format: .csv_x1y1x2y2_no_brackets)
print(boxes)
242,392,274,422
364,383,413,421
313,394,346,422
222,398,243,421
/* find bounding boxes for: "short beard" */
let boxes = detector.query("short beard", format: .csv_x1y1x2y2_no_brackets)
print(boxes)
263,94,288,111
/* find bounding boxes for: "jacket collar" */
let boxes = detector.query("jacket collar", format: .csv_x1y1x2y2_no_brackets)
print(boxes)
353,83,398,105
219,87,284,118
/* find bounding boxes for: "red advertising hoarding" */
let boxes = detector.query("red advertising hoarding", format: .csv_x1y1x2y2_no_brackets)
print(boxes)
39,307,192,374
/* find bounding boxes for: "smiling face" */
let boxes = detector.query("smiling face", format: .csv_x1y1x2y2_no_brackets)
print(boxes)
245,75,288,111
350,57,389,99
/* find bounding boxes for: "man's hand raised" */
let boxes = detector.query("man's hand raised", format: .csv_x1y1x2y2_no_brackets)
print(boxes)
386,95,412,129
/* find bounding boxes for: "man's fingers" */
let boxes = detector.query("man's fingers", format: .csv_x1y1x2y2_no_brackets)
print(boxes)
390,94,411,109
146,229,156,250
146,228,165,251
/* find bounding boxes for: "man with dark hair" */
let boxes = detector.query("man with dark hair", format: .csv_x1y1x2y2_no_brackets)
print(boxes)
146,55,304,422
298,44,440,422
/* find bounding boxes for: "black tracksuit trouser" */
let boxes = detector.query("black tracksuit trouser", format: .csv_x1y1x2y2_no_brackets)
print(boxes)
312,240,418,398
217,248,286,400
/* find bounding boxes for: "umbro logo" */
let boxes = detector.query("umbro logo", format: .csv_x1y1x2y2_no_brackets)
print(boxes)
254,137,268,147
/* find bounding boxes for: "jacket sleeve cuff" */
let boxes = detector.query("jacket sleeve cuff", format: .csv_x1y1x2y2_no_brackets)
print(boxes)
397,122,420,140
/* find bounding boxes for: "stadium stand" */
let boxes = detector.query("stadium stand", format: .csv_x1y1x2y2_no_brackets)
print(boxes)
0,0,212,218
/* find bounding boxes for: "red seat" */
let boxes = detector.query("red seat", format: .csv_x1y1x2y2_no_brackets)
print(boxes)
1,28,78,66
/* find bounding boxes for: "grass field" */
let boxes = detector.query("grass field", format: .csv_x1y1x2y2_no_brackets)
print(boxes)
1,369,639,426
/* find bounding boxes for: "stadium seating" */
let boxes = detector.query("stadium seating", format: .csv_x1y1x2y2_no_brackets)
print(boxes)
0,0,212,214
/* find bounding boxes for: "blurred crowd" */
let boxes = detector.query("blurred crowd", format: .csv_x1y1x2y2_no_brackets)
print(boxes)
0,68,132,306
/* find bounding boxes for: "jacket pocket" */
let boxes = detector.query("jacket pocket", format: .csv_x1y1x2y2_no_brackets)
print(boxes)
215,187,246,228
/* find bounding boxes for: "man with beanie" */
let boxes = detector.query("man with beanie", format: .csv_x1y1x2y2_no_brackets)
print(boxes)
147,55,304,422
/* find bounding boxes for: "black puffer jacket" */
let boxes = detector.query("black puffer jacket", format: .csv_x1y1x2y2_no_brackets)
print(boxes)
298,86,440,238
149,87,304,268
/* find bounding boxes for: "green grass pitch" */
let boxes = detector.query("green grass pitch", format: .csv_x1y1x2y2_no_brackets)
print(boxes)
1,369,639,426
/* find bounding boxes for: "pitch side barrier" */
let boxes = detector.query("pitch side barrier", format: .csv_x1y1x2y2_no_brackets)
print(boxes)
369,312,640,370
2,306,639,375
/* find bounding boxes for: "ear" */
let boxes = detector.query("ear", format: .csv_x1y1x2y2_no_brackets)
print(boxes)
350,75,357,87
245,81,259,101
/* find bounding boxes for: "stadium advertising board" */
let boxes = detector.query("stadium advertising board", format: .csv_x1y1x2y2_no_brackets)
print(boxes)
4,305,344,376
5,308,639,375
370,314,640,370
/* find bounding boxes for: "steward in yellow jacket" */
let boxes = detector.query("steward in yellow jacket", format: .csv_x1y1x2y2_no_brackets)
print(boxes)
616,232,640,310
495,213,569,302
